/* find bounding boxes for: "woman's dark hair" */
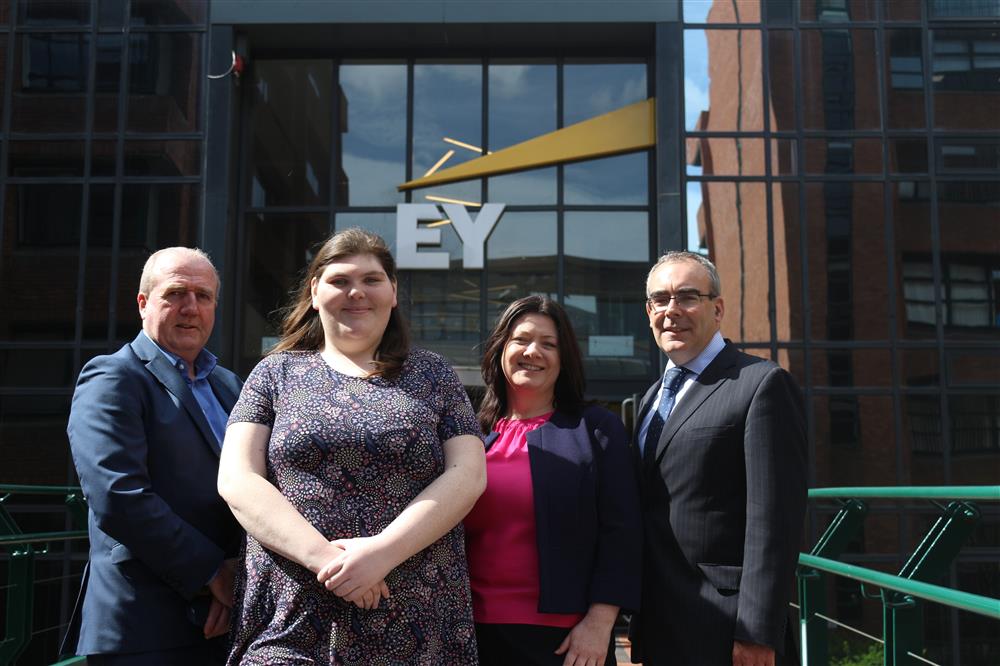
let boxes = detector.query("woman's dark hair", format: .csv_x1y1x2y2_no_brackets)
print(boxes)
478,296,585,433
271,228,410,380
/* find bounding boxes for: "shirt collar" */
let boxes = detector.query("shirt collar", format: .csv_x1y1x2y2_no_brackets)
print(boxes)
141,330,217,380
666,331,725,378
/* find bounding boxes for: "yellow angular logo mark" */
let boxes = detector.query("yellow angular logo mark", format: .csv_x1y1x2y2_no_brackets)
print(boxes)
398,98,655,191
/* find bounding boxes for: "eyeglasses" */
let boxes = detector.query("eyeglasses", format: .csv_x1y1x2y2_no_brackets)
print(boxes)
646,290,716,312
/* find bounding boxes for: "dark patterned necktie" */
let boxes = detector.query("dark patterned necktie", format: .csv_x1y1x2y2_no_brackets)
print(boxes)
643,366,689,458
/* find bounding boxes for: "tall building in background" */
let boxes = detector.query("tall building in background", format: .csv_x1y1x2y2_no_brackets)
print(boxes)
0,1,996,663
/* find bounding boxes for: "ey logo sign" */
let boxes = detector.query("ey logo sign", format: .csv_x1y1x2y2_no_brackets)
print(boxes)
394,98,656,270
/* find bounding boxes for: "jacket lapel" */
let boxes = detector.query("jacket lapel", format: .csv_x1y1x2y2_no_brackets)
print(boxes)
651,344,739,465
131,333,223,456
633,382,659,466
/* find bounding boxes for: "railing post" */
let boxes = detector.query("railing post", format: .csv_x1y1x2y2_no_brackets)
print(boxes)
881,501,980,665
798,498,868,665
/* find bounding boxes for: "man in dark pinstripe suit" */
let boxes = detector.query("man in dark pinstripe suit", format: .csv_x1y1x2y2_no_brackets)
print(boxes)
629,251,807,666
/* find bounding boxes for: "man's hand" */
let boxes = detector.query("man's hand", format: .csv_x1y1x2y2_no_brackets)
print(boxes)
208,558,237,608
203,596,231,638
733,640,775,666
554,603,618,666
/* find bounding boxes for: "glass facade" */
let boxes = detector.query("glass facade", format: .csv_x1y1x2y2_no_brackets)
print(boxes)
682,1,999,662
236,58,653,386
0,1,997,663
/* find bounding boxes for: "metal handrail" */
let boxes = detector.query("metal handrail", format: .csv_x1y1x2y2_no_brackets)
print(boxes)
1,485,87,666
798,485,1000,666
799,553,1000,620
0,532,88,547
0,485,85,496
809,486,1000,501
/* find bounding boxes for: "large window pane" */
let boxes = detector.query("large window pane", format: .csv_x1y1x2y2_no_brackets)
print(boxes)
803,138,883,175
684,30,762,132
563,61,646,127
0,395,73,485
949,394,1000,459
130,0,207,26
813,394,897,486
947,350,1000,387
772,182,803,341
892,185,936,339
401,204,481,368
0,349,74,388
683,0,761,23
239,213,329,375
94,34,123,132
801,30,881,131
687,138,769,177
800,0,877,21
812,349,893,388
696,181,772,342
486,212,557,322
938,182,1000,338
17,0,89,26
564,153,648,205
1,185,81,341
488,168,557,205
12,33,89,132
932,29,1000,130
564,212,650,380
806,182,888,341
767,30,796,131
413,62,482,185
248,60,332,207
886,29,926,129
124,140,200,176
489,61,556,150
901,347,939,387
339,62,406,206
82,184,115,343
126,32,202,133
8,140,85,177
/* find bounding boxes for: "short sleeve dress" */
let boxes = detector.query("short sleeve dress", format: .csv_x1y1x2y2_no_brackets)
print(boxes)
225,347,482,666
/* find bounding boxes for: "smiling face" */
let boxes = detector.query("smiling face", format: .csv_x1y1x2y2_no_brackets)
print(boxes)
646,258,724,366
501,313,561,404
310,253,398,355
138,251,218,367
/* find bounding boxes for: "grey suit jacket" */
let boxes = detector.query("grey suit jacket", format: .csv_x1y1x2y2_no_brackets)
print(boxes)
64,332,243,656
629,343,807,665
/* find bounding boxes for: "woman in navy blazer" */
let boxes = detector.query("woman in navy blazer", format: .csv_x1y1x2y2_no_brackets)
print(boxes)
464,296,642,666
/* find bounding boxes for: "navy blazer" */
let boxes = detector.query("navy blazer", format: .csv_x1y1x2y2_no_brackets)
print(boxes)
65,332,243,655
484,405,642,614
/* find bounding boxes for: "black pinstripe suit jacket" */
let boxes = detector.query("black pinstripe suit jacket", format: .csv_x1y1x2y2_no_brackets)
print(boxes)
629,342,807,665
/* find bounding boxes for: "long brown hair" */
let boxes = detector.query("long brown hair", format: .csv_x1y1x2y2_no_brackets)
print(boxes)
271,228,410,380
478,296,585,433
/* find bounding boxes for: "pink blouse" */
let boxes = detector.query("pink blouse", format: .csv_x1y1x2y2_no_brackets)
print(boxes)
463,412,585,627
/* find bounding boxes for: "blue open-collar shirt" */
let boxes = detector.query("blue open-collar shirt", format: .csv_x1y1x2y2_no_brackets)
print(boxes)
141,330,229,446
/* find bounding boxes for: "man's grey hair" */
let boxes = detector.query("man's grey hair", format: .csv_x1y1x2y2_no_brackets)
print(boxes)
139,247,219,295
646,251,721,298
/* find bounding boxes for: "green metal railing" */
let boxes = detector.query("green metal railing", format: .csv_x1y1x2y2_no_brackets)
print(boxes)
798,486,1000,666
4,484,1000,665
0,484,88,666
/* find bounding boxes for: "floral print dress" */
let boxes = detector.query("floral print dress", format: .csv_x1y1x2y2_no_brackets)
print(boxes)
225,348,482,665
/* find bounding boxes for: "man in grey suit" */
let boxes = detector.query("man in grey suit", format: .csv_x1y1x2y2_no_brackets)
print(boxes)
64,248,242,665
629,251,807,666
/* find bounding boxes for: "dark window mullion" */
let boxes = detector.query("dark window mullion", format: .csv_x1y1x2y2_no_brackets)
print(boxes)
106,3,132,350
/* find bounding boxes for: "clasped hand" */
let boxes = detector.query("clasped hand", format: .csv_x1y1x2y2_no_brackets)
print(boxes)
316,537,391,610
